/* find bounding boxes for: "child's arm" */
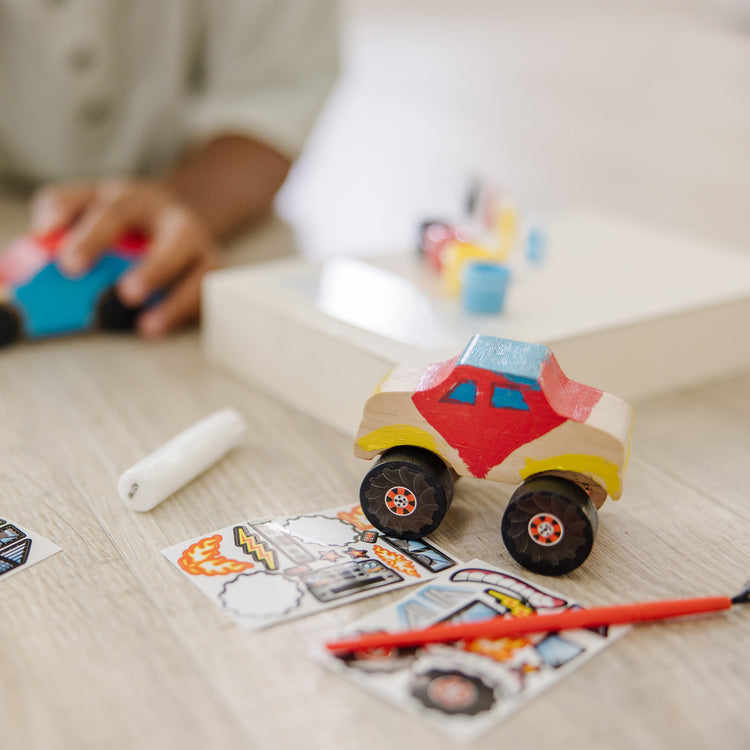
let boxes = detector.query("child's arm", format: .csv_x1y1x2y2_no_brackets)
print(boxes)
161,134,292,241
29,135,291,338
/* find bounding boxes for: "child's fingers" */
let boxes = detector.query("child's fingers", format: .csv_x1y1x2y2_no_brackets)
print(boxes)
57,183,151,275
34,180,219,334
135,256,218,338
29,183,96,235
117,206,217,306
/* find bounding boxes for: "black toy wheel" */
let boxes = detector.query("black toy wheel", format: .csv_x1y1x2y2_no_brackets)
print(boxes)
501,476,598,576
96,286,141,331
360,447,453,539
0,303,20,347
411,669,496,716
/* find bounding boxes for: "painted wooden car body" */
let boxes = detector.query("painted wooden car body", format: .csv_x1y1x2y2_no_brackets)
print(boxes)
356,335,632,504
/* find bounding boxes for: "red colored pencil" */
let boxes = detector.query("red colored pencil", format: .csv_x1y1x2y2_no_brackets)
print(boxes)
326,590,749,656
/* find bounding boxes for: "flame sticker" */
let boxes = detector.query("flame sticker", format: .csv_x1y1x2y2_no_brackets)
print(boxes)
464,637,532,662
178,534,254,576
373,544,420,577
337,506,374,531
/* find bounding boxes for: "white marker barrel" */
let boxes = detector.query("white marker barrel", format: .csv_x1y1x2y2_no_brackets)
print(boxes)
119,408,246,512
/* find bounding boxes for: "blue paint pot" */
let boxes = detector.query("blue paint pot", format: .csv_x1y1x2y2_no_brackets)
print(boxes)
461,261,510,314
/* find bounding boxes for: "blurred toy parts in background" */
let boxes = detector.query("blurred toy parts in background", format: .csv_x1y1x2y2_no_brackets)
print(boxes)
0,230,150,346
418,181,546,314
355,335,634,576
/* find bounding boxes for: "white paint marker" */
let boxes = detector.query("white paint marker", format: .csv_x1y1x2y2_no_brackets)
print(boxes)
119,408,246,512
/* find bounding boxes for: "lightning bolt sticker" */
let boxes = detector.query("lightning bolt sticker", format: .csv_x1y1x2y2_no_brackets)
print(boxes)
234,526,279,571
485,589,535,617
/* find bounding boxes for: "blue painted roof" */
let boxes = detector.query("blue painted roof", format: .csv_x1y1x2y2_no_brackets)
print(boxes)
457,335,551,384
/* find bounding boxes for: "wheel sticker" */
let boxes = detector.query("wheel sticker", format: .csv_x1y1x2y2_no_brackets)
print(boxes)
384,486,418,516
528,513,563,546
427,674,479,711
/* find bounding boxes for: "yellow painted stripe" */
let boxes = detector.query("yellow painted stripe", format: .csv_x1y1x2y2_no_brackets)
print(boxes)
520,454,622,499
356,425,443,458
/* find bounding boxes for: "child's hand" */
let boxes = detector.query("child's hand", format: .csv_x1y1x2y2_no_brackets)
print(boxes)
30,180,221,338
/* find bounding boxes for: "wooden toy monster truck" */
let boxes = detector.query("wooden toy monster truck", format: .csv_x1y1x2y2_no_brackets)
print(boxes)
355,335,634,575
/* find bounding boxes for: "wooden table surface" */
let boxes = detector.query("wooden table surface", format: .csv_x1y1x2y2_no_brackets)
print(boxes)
1,231,749,750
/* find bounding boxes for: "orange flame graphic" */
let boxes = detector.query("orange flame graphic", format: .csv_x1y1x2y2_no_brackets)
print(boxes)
337,506,374,531
464,636,531,662
373,544,420,577
178,534,254,576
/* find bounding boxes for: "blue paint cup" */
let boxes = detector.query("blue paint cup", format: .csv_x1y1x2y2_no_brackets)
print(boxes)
461,261,511,314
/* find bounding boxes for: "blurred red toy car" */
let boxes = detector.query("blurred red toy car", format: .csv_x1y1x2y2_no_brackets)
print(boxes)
0,229,149,346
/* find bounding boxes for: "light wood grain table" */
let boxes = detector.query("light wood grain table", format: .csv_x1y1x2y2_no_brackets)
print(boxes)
1,207,749,750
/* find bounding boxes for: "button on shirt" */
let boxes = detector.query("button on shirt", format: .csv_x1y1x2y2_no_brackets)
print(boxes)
0,0,339,184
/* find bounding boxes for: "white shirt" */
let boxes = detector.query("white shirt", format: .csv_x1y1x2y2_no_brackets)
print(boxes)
0,0,339,185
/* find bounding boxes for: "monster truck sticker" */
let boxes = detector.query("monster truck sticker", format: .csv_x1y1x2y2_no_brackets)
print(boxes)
322,560,627,742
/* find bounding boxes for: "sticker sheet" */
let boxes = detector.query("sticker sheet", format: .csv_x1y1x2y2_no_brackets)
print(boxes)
322,560,627,743
162,504,458,630
0,517,61,580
